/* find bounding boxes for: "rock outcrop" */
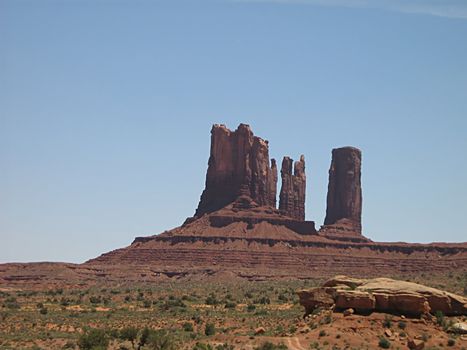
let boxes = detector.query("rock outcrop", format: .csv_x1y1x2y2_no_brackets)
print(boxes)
321,147,363,239
298,275,467,317
279,155,306,220
194,124,277,217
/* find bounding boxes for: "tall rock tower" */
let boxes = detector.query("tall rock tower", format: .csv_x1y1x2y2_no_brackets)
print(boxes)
194,124,278,217
279,155,306,220
321,147,364,240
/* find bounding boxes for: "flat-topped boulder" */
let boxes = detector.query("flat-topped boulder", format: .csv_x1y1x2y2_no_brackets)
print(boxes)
298,275,467,317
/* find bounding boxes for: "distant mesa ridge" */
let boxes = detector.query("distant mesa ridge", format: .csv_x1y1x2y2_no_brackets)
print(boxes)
2,122,467,288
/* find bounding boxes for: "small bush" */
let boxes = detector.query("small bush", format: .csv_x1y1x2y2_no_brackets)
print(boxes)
319,330,326,337
435,310,446,327
77,328,108,350
205,294,219,306
247,304,256,312
378,337,391,349
193,343,213,350
183,322,194,332
398,320,407,330
254,342,288,350
447,338,456,347
39,307,48,315
147,330,177,350
119,327,138,347
224,301,236,309
205,323,216,336
382,315,392,328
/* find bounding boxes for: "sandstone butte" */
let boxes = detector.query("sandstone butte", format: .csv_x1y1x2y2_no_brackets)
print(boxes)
1,123,466,288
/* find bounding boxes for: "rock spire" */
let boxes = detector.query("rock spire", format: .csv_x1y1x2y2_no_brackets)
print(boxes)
194,124,278,217
279,155,306,220
323,147,362,234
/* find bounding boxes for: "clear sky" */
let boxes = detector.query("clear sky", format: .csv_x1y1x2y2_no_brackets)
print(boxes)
1,0,466,263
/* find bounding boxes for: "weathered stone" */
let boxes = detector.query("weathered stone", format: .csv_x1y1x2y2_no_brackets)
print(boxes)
279,155,306,220
195,124,277,217
450,322,467,334
343,308,354,316
298,275,467,317
408,339,425,350
322,147,362,236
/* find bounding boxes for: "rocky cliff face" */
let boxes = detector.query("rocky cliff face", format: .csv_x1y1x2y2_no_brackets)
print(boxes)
323,147,362,235
279,155,306,220
194,124,278,217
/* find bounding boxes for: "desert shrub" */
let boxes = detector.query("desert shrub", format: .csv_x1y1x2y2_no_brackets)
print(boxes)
77,328,109,350
89,296,101,304
205,323,216,336
447,338,456,346
435,310,445,327
277,293,288,302
119,327,138,347
205,294,219,306
39,307,48,315
215,344,234,350
254,342,288,350
319,330,326,337
378,337,391,349
255,296,270,305
398,320,407,329
193,343,213,350
224,301,236,309
247,304,256,312
183,322,194,332
146,329,177,350
136,327,151,350
4,297,19,309
143,300,151,308
382,315,392,328
62,341,75,349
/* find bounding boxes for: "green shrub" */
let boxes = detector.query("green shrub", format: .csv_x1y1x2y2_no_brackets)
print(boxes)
147,329,177,350
119,327,138,347
183,322,194,332
77,328,109,350
205,294,219,306
205,323,216,336
193,343,213,350
247,304,256,312
224,301,236,309
382,315,392,328
398,321,407,330
378,337,391,349
319,330,326,337
39,307,48,315
447,338,456,347
435,310,446,327
254,342,288,350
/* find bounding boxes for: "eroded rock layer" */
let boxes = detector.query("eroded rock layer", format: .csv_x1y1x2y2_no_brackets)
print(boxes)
194,124,278,217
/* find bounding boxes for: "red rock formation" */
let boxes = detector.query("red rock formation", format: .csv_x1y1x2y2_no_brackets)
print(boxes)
322,147,362,237
194,124,277,217
279,155,306,220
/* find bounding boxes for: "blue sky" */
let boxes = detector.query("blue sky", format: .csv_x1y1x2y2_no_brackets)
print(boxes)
1,0,466,263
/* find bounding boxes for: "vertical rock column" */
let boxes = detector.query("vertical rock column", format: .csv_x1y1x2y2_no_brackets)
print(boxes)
279,155,306,220
323,147,362,234
194,124,278,217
